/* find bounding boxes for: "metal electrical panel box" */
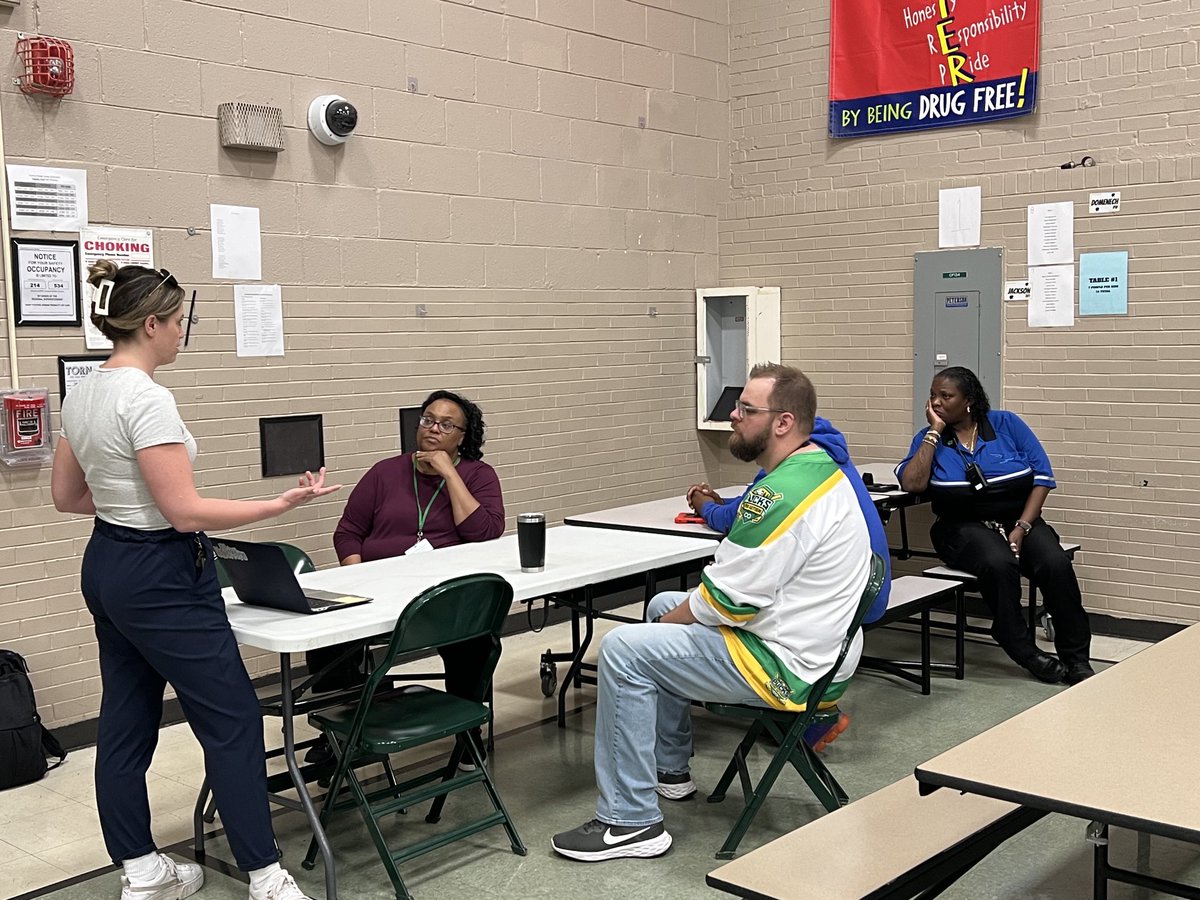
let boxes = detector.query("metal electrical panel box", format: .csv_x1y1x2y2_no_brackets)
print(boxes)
912,249,1003,432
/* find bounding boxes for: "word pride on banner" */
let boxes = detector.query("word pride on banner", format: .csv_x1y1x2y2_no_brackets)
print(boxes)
829,0,1040,138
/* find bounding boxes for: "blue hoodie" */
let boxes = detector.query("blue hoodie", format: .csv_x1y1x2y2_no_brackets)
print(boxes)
698,416,891,623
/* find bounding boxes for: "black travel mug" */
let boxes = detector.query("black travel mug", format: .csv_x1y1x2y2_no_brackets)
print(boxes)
517,512,546,573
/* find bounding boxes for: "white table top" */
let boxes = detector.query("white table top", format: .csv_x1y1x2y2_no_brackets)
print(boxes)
224,526,717,654
564,485,742,539
915,623,1200,843
565,473,913,540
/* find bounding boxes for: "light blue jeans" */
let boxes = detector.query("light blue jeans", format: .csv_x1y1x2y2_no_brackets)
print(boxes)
593,591,768,826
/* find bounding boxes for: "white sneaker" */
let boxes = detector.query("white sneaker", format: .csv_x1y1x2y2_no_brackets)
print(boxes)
120,854,204,900
249,869,315,900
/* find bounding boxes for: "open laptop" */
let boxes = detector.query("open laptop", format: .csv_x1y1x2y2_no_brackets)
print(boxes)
212,537,372,614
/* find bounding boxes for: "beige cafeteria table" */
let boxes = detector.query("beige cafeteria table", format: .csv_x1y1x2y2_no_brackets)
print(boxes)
915,623,1200,899
208,526,717,899
706,776,1037,899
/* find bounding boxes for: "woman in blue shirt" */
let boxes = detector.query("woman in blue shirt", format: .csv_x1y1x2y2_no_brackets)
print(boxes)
896,367,1093,685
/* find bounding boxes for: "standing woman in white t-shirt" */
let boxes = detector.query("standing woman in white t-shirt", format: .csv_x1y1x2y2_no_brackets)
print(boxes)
51,260,338,900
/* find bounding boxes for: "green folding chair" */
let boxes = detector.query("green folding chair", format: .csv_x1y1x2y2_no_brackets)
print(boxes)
301,573,525,900
703,552,887,859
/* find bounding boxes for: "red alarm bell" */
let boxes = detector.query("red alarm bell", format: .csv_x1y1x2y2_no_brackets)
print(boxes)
16,33,74,98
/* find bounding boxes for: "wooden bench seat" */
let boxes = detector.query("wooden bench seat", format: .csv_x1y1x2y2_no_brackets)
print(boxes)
707,775,1044,899
860,576,965,694
923,542,1081,639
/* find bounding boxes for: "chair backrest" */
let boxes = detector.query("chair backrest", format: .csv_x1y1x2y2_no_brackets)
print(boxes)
361,573,514,704
804,552,886,712
265,541,316,575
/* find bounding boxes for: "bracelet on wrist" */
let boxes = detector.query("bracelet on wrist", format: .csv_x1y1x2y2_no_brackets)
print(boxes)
1015,519,1033,534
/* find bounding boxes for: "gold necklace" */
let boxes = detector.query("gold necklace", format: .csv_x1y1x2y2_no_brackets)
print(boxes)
962,424,978,453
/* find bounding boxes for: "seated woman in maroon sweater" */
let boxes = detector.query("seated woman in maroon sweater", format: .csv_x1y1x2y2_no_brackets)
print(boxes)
308,390,504,764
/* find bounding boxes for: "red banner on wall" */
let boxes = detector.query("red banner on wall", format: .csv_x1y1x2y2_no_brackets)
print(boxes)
829,0,1040,138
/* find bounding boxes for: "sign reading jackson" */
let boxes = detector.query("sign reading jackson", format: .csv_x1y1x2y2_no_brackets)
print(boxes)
829,0,1040,137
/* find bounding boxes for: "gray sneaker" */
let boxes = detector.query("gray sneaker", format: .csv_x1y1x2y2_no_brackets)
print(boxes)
120,855,204,900
551,818,672,862
654,771,697,801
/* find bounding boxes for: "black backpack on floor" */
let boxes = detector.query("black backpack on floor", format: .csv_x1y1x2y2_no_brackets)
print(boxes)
0,649,66,790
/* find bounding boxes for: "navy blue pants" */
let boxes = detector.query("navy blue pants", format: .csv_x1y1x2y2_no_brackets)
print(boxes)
930,516,1091,667
81,519,279,870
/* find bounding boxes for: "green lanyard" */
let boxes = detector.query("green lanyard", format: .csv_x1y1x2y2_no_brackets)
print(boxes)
413,464,448,540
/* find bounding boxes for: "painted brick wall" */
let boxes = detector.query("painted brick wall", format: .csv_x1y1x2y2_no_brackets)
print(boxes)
0,0,730,726
721,0,1200,623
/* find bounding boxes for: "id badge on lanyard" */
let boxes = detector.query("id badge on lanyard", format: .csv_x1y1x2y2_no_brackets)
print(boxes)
412,463,447,555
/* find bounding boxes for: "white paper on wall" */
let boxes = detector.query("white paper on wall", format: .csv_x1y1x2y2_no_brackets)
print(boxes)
211,204,262,280
234,283,284,357
1028,265,1074,327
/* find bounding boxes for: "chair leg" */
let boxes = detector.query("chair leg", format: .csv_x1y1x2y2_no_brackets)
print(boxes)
714,716,845,860
302,733,355,871
426,738,470,824
345,765,412,900
192,776,210,856
714,726,795,859
471,732,527,856
707,718,764,804
786,741,846,811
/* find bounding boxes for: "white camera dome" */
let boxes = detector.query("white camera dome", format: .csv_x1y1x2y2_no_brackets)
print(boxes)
308,95,358,146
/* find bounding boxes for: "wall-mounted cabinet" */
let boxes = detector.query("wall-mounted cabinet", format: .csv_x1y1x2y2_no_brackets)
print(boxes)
695,286,781,431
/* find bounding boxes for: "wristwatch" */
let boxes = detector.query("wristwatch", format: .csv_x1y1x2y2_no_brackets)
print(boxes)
1015,519,1033,534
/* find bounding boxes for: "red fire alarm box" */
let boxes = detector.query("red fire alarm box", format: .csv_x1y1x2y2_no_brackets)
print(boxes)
16,33,74,98
0,388,52,466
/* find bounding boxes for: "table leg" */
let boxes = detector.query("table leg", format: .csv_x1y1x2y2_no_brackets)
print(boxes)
1090,822,1107,900
278,654,338,900
897,507,912,560
920,608,932,695
954,584,966,679
557,585,595,728
570,604,582,688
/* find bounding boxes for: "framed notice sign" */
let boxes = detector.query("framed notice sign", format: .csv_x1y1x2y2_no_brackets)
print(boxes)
57,355,108,401
11,238,81,326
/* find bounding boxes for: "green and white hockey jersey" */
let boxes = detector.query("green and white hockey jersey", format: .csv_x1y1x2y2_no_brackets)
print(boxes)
687,448,871,711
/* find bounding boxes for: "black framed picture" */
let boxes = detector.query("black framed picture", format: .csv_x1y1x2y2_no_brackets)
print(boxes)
260,414,325,477
11,237,81,326
398,406,422,454
57,354,109,401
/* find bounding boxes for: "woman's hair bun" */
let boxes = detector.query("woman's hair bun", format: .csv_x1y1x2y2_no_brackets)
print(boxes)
86,259,119,288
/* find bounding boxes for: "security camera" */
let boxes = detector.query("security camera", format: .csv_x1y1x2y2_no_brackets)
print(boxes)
308,95,358,145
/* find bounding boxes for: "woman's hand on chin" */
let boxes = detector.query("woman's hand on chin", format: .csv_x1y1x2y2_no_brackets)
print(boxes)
414,449,455,477
924,399,946,432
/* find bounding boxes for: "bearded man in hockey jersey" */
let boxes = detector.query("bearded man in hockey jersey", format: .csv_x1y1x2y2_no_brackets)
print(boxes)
553,363,872,861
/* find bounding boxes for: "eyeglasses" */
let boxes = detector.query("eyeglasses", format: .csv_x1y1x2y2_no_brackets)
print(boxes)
418,415,465,434
734,401,785,417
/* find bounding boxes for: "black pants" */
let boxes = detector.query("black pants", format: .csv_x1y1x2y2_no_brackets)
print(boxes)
82,520,279,870
930,517,1091,667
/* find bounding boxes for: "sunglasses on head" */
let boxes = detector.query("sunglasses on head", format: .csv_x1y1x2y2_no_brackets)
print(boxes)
156,271,198,347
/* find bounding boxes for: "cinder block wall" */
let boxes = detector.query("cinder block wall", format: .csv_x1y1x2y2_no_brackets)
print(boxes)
720,1,1200,622
0,0,729,726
